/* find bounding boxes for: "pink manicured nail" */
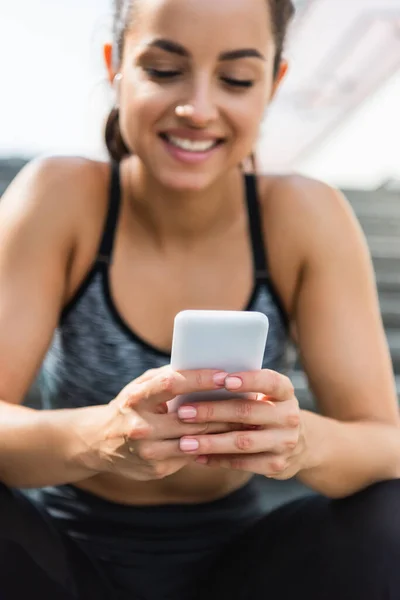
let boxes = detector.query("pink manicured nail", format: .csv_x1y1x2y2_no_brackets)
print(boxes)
180,438,200,452
213,372,228,386
224,376,243,390
178,406,197,420
196,456,209,465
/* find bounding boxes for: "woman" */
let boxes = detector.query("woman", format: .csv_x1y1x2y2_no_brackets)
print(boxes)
1,0,400,598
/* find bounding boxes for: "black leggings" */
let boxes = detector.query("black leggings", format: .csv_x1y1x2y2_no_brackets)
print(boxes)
2,480,400,600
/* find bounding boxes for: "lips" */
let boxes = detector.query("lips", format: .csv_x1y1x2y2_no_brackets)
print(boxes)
160,133,222,153
159,127,226,153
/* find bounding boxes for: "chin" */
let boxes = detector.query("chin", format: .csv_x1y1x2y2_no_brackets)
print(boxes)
152,167,222,193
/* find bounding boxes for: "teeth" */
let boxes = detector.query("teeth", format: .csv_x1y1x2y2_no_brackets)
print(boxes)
167,135,216,152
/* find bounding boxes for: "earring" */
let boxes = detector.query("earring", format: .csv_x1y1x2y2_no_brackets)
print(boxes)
113,73,123,108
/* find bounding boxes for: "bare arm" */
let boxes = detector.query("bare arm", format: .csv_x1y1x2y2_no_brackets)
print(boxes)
0,157,103,487
0,159,241,489
286,177,400,497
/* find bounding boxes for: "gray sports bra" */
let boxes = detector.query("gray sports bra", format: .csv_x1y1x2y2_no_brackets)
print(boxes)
39,163,295,410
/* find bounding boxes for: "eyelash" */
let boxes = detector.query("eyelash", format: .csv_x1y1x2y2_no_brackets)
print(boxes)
144,68,254,89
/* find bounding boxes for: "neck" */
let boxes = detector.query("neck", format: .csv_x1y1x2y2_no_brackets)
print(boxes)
126,158,244,247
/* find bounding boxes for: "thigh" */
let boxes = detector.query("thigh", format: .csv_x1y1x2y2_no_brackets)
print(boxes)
201,480,400,600
0,484,112,600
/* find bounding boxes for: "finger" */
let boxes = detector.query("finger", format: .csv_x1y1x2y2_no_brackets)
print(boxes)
223,370,295,402
135,439,192,461
122,369,230,410
199,452,292,478
134,365,172,385
150,412,239,440
178,397,300,428
133,457,191,480
180,428,298,456
152,458,192,479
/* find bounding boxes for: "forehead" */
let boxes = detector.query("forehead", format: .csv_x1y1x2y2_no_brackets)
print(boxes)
129,0,273,55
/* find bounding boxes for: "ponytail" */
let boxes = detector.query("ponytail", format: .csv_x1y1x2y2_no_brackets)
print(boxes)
104,108,130,163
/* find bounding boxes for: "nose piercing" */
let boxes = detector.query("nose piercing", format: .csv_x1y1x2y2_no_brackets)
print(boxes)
175,104,194,117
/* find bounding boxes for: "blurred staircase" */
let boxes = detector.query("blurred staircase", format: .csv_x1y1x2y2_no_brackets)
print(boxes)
351,188,400,379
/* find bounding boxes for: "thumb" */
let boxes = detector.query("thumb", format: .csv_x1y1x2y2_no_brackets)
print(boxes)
118,378,172,413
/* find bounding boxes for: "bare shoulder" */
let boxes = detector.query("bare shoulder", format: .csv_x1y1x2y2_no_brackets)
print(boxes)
1,156,111,302
258,172,364,260
2,155,109,224
259,172,354,227
255,172,364,319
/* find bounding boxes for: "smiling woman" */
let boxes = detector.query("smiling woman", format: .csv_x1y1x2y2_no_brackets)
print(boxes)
1,0,400,599
105,0,293,173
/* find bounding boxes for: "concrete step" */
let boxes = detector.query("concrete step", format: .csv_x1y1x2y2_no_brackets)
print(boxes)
367,237,400,259
348,198,400,217
373,256,400,275
387,330,400,373
358,219,400,237
357,213,400,224
380,297,400,328
376,271,400,294
356,213,400,236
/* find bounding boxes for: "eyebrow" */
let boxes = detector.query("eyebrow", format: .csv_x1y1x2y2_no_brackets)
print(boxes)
146,39,265,61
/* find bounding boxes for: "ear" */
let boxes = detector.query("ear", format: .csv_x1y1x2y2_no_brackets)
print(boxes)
269,59,289,102
104,43,116,84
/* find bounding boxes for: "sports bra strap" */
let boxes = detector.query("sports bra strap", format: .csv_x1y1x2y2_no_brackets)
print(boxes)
95,165,269,283
244,174,270,283
96,161,122,265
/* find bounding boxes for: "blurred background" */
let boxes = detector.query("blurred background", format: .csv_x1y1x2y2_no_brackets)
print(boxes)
0,0,399,412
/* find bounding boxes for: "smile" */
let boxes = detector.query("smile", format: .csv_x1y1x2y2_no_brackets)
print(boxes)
160,133,222,153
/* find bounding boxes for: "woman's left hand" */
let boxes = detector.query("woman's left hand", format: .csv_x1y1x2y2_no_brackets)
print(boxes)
177,370,309,479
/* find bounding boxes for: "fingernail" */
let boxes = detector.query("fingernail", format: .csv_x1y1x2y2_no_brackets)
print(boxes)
225,376,243,390
213,372,228,386
196,456,209,465
180,438,200,452
178,406,197,420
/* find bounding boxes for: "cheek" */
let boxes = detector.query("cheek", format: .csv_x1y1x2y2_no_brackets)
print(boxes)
238,104,264,135
227,95,266,148
119,87,168,150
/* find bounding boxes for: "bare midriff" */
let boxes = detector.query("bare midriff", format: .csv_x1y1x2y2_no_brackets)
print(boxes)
74,465,252,505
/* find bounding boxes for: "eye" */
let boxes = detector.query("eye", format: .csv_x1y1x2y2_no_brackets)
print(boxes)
144,68,182,80
221,76,254,89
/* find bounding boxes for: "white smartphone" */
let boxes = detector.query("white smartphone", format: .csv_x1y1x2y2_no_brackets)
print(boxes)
168,310,269,412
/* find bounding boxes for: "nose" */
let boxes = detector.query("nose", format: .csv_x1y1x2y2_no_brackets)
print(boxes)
177,74,218,127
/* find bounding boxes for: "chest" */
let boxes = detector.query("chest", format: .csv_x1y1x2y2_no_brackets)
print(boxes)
40,271,294,411
109,231,255,351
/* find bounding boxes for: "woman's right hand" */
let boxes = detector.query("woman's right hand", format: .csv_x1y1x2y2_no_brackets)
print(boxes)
71,368,232,481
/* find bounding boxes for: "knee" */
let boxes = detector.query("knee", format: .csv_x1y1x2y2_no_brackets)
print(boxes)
332,479,400,551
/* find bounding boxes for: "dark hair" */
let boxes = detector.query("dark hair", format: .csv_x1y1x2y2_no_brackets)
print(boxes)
105,0,295,162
